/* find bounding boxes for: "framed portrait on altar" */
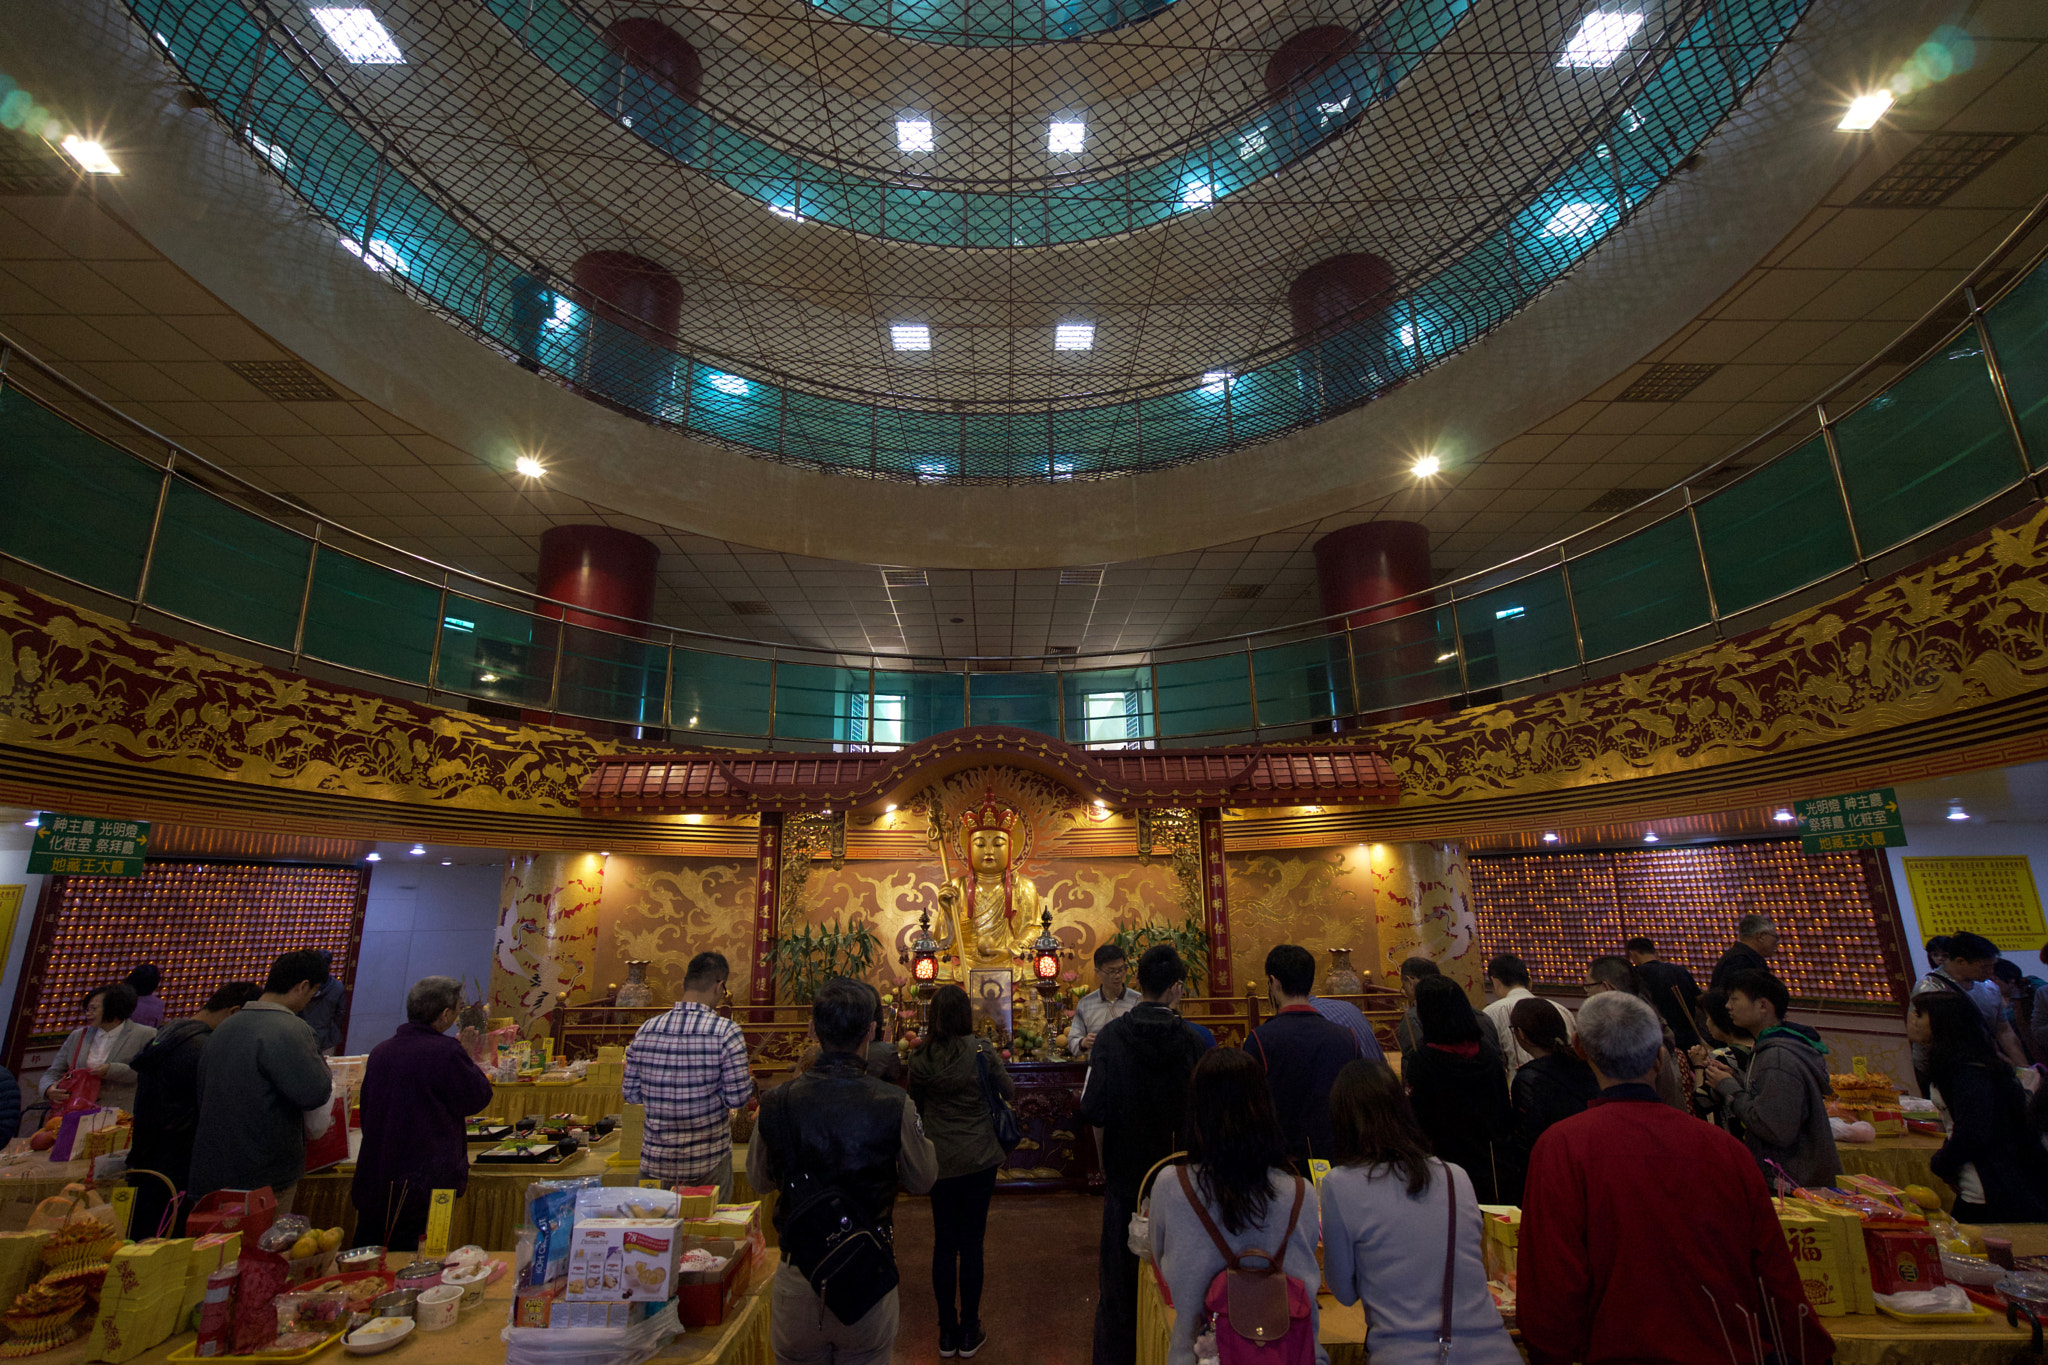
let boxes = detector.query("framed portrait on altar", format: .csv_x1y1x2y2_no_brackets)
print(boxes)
969,969,1013,1037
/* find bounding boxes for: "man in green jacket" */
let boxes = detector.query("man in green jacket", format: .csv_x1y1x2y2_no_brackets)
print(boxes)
188,950,335,1213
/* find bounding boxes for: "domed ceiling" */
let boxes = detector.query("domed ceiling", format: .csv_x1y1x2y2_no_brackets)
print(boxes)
136,0,1807,478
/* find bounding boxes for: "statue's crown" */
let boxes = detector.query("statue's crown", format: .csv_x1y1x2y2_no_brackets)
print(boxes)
959,791,1021,835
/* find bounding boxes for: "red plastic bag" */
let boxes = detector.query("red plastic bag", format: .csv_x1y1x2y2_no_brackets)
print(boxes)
52,1070,101,1117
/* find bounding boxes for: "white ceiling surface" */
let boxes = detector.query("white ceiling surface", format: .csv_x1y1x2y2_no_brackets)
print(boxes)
0,8,2041,656
1894,762,2048,827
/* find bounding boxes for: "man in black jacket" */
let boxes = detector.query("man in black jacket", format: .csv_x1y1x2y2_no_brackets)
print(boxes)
1079,945,1208,1365
748,977,936,1365
1244,943,1361,1164
1625,936,1703,1050
1708,915,1778,991
127,981,261,1236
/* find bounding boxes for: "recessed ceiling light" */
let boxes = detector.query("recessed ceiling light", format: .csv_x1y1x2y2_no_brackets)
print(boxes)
890,323,931,352
514,455,545,478
1542,832,1558,843
1947,801,1969,821
311,7,406,64
708,372,750,396
440,860,452,866
1048,119,1086,154
896,118,933,152
1839,91,1893,130
1773,809,1795,823
1542,201,1606,237
1643,832,1659,842
1055,322,1095,351
365,852,382,862
1435,651,1456,663
60,137,120,175
1556,11,1644,69
1412,454,1442,478
410,844,425,855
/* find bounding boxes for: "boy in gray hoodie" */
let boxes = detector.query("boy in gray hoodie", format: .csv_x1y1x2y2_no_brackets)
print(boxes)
1705,968,1840,1188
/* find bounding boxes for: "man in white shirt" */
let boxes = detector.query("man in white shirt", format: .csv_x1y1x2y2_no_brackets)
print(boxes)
1067,943,1139,1055
1482,953,1576,1082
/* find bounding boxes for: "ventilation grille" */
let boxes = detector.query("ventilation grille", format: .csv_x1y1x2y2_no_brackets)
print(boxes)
1218,583,1265,600
1852,134,2019,208
1059,568,1104,587
1047,645,1077,655
881,568,928,588
1586,488,1658,515
1614,363,1721,403
227,360,342,402
0,129,76,195
726,600,774,616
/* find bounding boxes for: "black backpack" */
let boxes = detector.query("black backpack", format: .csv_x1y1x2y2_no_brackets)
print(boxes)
762,1091,899,1325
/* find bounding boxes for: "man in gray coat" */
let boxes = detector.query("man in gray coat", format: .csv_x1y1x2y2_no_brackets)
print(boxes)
1704,968,1839,1188
188,950,335,1213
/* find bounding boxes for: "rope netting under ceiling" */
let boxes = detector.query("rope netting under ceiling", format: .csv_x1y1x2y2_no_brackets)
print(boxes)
131,0,1808,479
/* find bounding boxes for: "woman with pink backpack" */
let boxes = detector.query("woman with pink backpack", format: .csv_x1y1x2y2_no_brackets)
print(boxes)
1149,1048,1325,1365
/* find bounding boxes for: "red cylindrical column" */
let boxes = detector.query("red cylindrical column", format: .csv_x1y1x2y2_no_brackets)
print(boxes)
568,251,684,415
537,525,660,636
1314,521,1447,721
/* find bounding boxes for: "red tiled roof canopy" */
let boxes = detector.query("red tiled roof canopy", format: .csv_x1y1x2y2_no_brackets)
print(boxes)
578,725,1397,814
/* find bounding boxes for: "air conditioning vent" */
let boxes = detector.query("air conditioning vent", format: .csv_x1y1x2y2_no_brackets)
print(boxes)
0,128,75,195
1059,567,1103,587
228,360,342,402
1613,363,1720,403
1853,133,2018,208
727,600,775,616
1218,583,1265,600
882,568,928,588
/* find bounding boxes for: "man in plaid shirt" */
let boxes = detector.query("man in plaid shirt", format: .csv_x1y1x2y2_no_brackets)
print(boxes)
623,951,755,1200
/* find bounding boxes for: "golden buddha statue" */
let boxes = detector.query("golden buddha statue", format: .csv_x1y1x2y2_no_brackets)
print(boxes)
934,792,1043,972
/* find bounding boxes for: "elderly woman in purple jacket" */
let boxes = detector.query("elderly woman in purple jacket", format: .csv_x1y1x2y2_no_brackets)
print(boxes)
350,977,494,1250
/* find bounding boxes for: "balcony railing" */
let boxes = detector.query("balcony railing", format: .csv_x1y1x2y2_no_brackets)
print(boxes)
1,196,2044,749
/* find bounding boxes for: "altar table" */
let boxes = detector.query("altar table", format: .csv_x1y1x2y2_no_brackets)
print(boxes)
296,1147,631,1249
1838,1134,1953,1211
485,1080,625,1124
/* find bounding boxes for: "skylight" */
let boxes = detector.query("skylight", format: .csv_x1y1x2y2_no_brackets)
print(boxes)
1556,11,1643,69
1315,97,1353,128
916,459,951,482
896,118,933,152
708,372,750,395
1541,201,1605,236
311,7,406,65
1398,324,1417,347
890,323,931,351
1179,181,1213,210
1054,322,1095,351
1048,119,1086,154
339,236,407,273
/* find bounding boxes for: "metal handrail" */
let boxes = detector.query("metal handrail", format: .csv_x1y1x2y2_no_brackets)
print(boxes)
0,189,2043,745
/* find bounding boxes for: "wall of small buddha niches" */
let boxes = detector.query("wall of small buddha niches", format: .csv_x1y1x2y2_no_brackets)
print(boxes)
5,861,370,1066
1469,842,1908,1004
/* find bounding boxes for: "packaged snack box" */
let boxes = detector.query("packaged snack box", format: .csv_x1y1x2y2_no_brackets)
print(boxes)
565,1219,682,1303
675,1237,747,1329
1864,1228,1944,1295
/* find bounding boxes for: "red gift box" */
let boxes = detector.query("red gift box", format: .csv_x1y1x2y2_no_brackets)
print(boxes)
674,1238,749,1329
1863,1228,1944,1294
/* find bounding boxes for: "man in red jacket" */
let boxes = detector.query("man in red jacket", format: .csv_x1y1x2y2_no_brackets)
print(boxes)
1520,991,1832,1365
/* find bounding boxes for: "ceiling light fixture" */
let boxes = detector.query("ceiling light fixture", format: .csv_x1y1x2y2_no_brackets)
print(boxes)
708,372,750,395
1839,91,1893,130
1048,119,1086,154
1054,322,1095,351
890,323,931,352
896,117,933,152
1542,832,1558,843
1773,809,1795,823
1435,651,1456,663
440,859,452,865
365,852,382,862
1557,11,1644,69
410,844,425,855
1643,832,1659,842
60,137,120,175
1947,801,1969,821
24,816,41,827
514,455,545,478
1412,454,1442,478
311,7,406,64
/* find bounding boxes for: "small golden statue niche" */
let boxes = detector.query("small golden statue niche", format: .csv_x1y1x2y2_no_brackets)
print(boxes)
931,790,1046,972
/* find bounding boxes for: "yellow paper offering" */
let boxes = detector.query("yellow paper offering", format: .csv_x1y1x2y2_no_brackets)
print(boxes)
1775,1203,1848,1317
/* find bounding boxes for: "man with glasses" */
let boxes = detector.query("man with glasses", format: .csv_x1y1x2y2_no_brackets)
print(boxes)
1067,944,1138,1055
623,951,754,1201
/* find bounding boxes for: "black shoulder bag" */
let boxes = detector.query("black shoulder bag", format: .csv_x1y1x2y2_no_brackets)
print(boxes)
975,1042,1022,1153
762,1094,899,1325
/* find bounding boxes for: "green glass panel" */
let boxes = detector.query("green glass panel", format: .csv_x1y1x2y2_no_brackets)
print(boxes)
0,389,160,597
1456,570,1577,689
555,623,663,726
672,650,771,739
1983,268,2048,469
885,672,966,743
300,552,439,684
1570,517,1711,660
146,480,309,648
1351,606,1458,713
438,595,549,708
1696,437,1855,615
1062,666,1154,745
776,662,865,743
1835,329,2022,553
1250,638,1345,728
1155,655,1252,738
967,671,1057,734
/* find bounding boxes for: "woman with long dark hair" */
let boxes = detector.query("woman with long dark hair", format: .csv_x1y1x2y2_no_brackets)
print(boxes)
907,984,1013,1357
1321,1061,1519,1365
1404,977,1518,1202
1507,997,1598,1161
1908,990,2048,1221
1149,1049,1323,1365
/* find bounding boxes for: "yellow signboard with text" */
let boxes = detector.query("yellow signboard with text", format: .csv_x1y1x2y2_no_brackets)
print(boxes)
1902,856,2046,945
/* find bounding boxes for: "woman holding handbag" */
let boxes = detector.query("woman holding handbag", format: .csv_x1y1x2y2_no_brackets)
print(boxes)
908,984,1016,1358
1150,1048,1324,1365
1321,1060,1519,1365
41,983,156,1116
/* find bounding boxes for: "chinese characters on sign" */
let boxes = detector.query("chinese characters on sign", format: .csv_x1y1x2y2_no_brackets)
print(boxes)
1902,856,2045,944
26,814,149,877
1794,788,1906,855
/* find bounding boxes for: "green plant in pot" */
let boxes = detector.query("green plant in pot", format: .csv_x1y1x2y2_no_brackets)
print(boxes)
772,918,884,1002
1109,914,1211,993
